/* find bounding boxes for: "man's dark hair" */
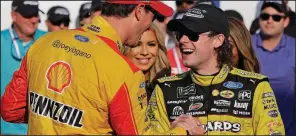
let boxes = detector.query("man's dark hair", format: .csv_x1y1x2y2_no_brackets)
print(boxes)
101,3,137,18
101,3,153,18
90,0,102,13
208,31,233,68
156,14,166,22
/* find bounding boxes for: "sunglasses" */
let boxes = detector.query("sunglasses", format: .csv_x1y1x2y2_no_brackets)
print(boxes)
175,31,213,42
174,31,200,42
260,13,286,22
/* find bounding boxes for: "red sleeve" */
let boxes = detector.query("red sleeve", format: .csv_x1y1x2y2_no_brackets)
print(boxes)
1,55,28,123
109,83,138,135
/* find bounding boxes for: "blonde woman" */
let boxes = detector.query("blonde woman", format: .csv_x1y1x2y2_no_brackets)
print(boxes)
123,23,171,99
229,17,261,73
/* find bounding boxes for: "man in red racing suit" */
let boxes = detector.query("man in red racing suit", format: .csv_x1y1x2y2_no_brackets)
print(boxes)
1,1,201,135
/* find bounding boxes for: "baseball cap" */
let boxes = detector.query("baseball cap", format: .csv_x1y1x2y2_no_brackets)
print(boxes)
12,0,44,18
261,0,287,14
47,6,70,26
79,2,92,20
106,0,174,17
167,4,230,38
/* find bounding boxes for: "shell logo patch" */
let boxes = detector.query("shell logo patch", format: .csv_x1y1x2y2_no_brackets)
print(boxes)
46,61,72,94
220,90,235,99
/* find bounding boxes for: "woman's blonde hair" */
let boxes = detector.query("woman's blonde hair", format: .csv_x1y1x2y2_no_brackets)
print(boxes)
228,17,260,73
122,23,171,83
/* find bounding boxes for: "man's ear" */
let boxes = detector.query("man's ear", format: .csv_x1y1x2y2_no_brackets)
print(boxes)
213,34,225,48
135,4,146,21
11,11,17,23
283,16,290,28
45,20,50,27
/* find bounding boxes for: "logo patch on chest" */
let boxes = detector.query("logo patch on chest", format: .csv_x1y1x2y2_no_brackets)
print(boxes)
177,83,196,98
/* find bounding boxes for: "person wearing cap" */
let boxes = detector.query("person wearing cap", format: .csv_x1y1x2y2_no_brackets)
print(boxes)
250,0,296,38
166,1,196,75
1,0,201,135
167,0,216,75
45,6,71,32
77,2,92,27
147,3,285,135
0,0,46,135
166,0,200,49
251,0,295,135
166,11,190,75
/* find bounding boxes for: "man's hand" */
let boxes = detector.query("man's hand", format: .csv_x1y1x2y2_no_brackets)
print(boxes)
171,114,205,135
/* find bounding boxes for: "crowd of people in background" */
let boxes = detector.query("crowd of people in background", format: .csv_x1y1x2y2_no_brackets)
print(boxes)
1,0,295,135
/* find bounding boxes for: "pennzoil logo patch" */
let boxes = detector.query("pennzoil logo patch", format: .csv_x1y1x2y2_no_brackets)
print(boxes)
29,91,84,128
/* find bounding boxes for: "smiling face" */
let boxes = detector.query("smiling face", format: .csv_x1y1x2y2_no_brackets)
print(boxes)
177,31,225,71
127,29,159,72
179,32,214,69
12,11,39,36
